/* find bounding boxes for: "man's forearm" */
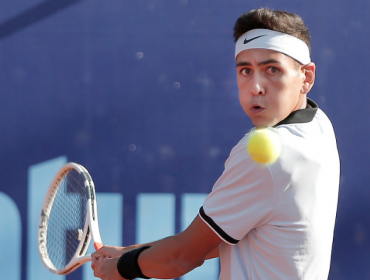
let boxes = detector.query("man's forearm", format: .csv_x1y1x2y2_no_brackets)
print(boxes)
205,246,219,260
116,216,222,279
137,234,204,279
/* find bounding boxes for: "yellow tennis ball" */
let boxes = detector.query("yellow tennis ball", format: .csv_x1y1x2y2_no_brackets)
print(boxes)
247,128,282,164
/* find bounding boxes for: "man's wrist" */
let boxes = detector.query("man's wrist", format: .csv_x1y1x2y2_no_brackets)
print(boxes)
117,246,151,279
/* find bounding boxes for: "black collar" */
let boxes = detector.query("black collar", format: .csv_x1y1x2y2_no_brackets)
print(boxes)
274,98,318,127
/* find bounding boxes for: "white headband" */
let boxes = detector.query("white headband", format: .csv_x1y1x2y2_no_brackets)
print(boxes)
235,29,311,65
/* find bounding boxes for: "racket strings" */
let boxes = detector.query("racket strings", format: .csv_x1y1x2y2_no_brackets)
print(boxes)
47,169,89,270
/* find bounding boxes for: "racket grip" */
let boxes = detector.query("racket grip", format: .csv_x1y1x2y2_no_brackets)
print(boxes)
94,242,103,250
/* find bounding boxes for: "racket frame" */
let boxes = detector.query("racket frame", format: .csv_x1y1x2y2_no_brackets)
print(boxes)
37,162,103,275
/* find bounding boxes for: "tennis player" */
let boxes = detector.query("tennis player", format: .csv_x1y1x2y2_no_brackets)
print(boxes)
91,8,340,280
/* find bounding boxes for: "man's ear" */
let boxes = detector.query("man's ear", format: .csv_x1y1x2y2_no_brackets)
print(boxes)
301,62,316,95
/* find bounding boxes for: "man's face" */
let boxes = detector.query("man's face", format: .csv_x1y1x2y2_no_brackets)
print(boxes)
236,49,307,128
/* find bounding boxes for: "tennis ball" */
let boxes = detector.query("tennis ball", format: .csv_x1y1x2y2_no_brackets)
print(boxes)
247,128,282,164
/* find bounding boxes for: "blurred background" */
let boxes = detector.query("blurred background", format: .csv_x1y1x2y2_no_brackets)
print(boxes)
0,0,368,279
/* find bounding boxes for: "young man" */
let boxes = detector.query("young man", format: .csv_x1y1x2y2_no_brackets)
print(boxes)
91,8,340,280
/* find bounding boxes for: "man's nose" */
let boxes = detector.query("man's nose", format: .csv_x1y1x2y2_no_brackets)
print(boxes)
251,75,265,96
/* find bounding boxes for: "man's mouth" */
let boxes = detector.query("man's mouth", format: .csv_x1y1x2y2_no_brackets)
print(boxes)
251,105,265,113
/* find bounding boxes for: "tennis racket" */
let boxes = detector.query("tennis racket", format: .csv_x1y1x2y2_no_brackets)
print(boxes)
38,162,103,275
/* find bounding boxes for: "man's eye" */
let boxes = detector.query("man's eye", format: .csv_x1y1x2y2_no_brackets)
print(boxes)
241,68,252,75
268,67,279,74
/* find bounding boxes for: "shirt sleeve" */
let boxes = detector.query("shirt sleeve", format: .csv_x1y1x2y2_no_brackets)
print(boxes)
199,136,276,244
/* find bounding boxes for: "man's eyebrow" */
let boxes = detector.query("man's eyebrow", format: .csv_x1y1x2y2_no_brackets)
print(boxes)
236,61,251,67
236,59,281,67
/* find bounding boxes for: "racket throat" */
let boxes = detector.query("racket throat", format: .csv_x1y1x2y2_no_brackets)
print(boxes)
80,227,90,256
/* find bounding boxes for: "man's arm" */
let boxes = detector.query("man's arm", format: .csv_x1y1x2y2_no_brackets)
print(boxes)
205,246,220,260
137,215,222,278
91,215,222,279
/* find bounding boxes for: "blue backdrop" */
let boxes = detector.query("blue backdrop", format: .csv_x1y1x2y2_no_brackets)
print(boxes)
0,0,368,279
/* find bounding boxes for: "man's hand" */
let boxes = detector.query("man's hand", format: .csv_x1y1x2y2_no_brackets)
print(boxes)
91,246,129,280
92,245,129,259
91,244,152,279
91,256,126,280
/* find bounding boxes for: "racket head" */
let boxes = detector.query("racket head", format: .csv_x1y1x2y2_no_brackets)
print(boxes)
38,162,101,274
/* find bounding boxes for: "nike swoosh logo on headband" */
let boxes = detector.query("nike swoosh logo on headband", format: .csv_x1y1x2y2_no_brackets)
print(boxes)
243,35,267,44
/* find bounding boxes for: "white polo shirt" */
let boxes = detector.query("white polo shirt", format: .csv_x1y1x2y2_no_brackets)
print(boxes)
200,99,340,280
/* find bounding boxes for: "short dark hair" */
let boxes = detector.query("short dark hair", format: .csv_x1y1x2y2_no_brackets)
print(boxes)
233,8,311,54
